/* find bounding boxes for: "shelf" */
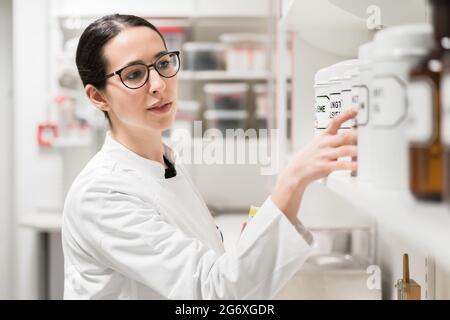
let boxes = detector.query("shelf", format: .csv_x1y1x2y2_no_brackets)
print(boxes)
317,174,450,267
283,0,367,31
178,70,271,81
329,0,428,27
281,0,374,57
19,213,62,233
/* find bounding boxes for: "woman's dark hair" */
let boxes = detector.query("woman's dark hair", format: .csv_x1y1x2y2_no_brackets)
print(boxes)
75,14,167,126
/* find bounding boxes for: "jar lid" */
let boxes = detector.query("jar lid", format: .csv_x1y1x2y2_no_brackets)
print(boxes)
358,41,375,60
329,59,360,82
314,67,332,85
373,24,434,61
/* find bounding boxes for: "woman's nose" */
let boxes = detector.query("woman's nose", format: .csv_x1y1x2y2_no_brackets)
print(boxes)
148,69,166,94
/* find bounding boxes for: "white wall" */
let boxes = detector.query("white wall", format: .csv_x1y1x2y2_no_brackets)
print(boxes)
0,0,13,299
13,0,60,299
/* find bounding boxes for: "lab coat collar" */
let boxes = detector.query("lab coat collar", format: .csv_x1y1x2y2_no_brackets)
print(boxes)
102,131,178,180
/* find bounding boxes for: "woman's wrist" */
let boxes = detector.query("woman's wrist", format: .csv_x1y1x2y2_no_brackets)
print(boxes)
271,168,308,224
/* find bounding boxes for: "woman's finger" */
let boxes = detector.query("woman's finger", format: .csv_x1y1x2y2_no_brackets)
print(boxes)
325,130,357,147
324,145,357,160
325,109,358,135
328,160,358,172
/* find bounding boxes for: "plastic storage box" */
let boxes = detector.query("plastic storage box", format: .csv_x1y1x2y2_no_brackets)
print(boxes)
158,26,186,51
204,83,249,110
219,33,268,72
182,42,225,71
204,110,248,134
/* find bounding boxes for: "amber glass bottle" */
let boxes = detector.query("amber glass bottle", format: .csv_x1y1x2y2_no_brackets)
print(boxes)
442,53,450,203
409,0,450,201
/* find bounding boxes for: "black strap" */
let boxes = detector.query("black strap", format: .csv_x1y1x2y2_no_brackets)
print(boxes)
163,155,177,179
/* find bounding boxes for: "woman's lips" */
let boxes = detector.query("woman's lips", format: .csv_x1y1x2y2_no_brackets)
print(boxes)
147,102,172,114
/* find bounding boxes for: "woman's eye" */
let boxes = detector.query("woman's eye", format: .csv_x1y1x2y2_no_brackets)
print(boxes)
157,60,170,70
126,70,143,80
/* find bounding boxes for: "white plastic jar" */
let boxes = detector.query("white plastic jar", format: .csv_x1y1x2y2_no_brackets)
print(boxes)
314,67,332,136
355,41,375,183
327,60,360,176
329,60,360,132
340,60,361,121
371,24,434,189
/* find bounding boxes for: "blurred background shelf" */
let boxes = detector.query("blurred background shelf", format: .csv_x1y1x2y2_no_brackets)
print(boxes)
19,213,62,233
178,70,272,81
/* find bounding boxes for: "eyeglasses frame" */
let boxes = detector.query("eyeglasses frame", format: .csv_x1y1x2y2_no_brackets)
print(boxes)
104,50,181,89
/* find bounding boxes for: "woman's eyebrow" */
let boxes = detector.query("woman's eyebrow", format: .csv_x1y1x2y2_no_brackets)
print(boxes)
153,50,168,60
121,51,168,68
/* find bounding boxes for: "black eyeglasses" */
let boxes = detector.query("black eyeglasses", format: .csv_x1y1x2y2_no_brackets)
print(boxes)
105,51,181,89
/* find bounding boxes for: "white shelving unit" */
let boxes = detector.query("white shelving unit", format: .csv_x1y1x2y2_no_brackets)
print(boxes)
278,0,448,299
320,175,450,268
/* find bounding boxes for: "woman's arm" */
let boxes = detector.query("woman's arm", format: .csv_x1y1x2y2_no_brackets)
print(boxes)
271,109,358,224
71,174,312,299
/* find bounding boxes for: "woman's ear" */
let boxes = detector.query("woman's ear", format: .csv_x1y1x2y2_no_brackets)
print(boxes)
85,84,111,113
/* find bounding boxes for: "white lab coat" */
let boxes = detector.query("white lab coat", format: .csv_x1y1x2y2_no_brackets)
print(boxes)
62,132,313,299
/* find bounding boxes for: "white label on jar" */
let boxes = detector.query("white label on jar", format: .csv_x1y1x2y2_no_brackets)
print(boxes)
441,74,450,145
371,76,407,128
355,86,369,125
315,95,330,129
406,79,434,144
329,92,350,129
341,89,354,128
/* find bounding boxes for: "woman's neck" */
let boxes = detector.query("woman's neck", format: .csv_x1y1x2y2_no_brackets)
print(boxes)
111,126,166,168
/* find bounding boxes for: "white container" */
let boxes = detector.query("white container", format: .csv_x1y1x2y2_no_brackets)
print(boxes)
326,60,360,177
219,33,268,72
159,26,185,51
204,110,248,135
253,83,269,130
371,24,434,190
182,42,226,71
328,60,360,131
339,60,361,130
355,41,376,183
314,67,332,136
204,83,249,110
328,64,343,129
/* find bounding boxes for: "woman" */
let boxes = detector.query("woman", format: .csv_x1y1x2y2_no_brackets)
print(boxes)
62,14,357,299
